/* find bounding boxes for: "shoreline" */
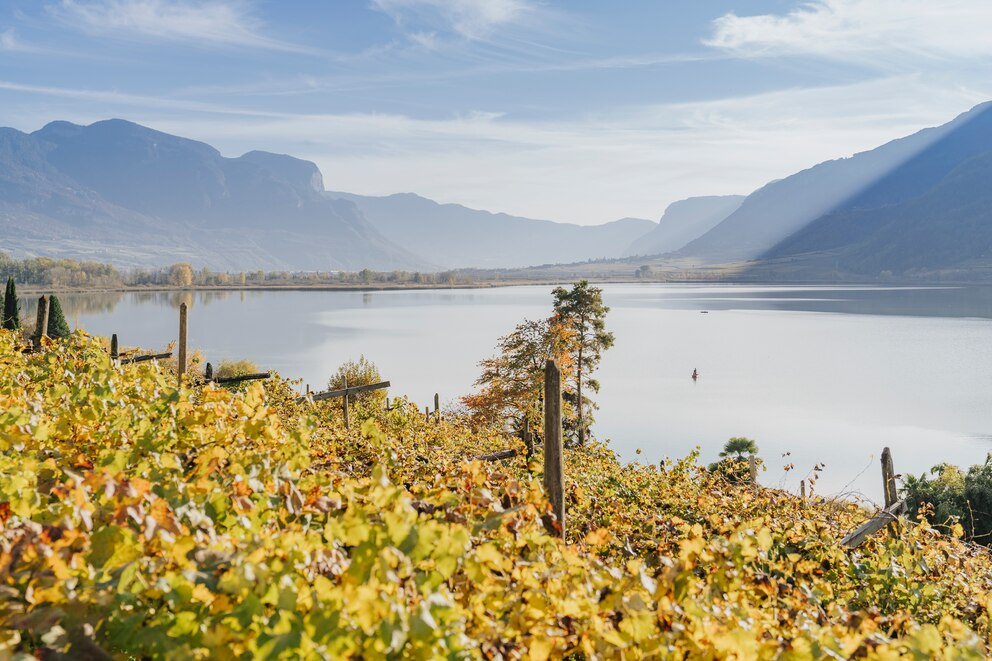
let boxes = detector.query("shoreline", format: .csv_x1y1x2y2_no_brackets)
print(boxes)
16,276,992,295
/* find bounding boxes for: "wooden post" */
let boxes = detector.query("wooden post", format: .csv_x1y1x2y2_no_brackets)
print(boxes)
543,359,564,538
343,376,350,429
177,302,188,387
204,362,213,381
881,447,899,536
800,480,806,499
110,333,119,361
385,396,390,411
749,454,758,487
306,384,310,395
523,419,534,458
425,406,430,420
434,393,440,423
33,295,49,350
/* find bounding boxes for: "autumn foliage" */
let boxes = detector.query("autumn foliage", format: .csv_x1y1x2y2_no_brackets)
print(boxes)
2,330,992,658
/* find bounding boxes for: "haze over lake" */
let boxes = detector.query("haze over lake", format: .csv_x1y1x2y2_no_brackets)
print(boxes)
57,284,992,501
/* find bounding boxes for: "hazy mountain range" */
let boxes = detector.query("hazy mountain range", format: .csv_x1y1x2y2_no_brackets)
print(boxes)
3,102,992,279
0,118,658,271
624,195,744,258
680,101,992,278
328,191,653,269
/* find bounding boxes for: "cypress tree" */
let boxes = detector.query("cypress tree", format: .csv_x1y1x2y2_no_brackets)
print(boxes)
2,276,19,330
46,295,71,339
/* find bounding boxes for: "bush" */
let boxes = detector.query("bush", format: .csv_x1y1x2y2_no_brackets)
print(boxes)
902,455,992,543
328,355,386,406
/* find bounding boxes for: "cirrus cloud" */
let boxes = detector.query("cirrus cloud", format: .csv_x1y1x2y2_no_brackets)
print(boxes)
48,0,316,53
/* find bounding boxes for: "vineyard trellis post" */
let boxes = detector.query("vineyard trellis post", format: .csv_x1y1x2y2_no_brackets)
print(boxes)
343,375,350,429
881,446,899,536
33,295,49,350
110,333,119,361
841,447,907,549
544,359,564,538
178,302,188,387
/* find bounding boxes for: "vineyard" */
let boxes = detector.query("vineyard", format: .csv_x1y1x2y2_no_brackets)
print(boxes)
2,330,992,659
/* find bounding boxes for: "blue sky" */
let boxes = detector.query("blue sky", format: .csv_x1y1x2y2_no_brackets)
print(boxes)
1,1,990,223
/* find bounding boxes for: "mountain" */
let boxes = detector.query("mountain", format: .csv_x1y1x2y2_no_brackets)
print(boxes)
762,148,992,277
624,195,744,257
679,102,992,264
326,191,656,269
0,119,429,271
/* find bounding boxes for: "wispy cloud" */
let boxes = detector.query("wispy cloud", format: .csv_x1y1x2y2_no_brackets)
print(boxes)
370,0,535,40
48,0,316,53
0,79,287,117
122,76,987,224
706,0,992,66
2,73,987,224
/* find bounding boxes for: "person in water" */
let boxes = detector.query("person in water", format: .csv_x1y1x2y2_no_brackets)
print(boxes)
692,368,698,379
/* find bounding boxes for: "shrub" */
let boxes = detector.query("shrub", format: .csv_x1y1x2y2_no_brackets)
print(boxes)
328,355,386,406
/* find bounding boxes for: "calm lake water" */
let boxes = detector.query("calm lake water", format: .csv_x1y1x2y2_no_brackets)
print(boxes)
53,284,992,502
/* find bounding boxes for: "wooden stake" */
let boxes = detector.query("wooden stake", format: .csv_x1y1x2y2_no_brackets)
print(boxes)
800,479,806,499
33,295,49,350
343,376,350,429
523,418,533,458
178,302,188,387
434,392,440,423
204,362,213,381
881,447,899,536
749,454,758,487
110,333,119,361
544,359,564,538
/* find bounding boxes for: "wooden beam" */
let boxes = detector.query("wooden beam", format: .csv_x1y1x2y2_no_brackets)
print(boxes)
841,499,907,549
110,334,119,361
473,449,517,462
212,372,271,385
300,380,391,403
121,352,172,364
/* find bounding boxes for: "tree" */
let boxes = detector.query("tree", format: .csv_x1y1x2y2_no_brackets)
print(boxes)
46,295,71,339
2,276,18,330
720,437,759,459
168,263,194,287
462,318,574,435
551,280,614,445
329,355,387,406
903,455,992,543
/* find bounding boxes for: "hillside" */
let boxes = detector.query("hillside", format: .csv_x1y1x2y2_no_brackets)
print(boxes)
2,330,992,657
328,191,656,269
0,120,430,271
624,195,744,257
680,102,992,266
758,153,992,277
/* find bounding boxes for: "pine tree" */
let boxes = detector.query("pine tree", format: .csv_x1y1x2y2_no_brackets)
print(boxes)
2,277,19,330
46,295,71,339
551,280,614,446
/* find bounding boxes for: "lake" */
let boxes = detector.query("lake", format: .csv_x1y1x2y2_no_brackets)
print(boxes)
51,284,992,502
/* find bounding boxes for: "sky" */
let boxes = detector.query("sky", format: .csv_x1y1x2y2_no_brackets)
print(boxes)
1,0,990,224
